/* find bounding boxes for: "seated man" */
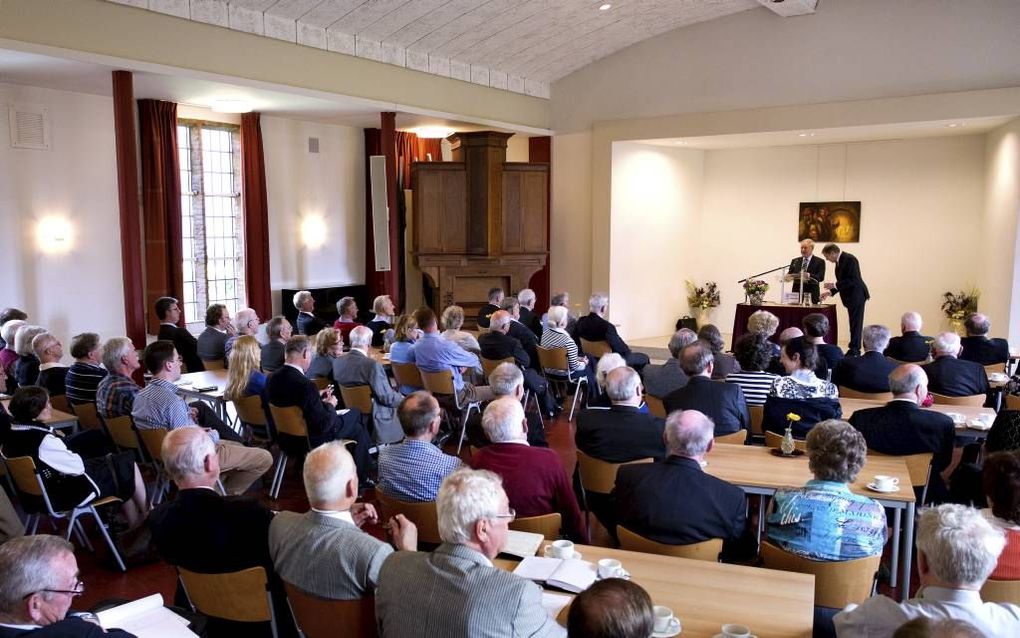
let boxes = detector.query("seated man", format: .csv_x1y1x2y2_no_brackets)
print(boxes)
576,367,666,463
663,341,749,436
479,310,554,415
476,287,504,329
768,326,804,375
922,332,990,397
155,296,203,372
31,332,67,397
196,303,234,364
516,288,543,338
377,392,463,502
269,441,416,600
294,290,326,337
259,316,292,373
265,335,373,481
960,313,1010,366
0,535,135,637
95,337,141,419
566,579,654,638
834,504,1020,637
642,328,696,399
132,340,272,494
541,291,577,334
332,326,404,444
833,325,899,393
410,307,494,405
849,365,955,503
375,468,565,638
572,293,649,371
224,307,260,361
501,297,543,371
885,311,932,363
63,333,108,405
332,296,361,346
615,409,755,562
469,397,587,542
466,363,548,448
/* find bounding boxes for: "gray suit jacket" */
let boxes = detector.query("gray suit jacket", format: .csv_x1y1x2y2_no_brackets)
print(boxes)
268,510,392,600
642,358,688,399
196,327,228,362
333,350,404,444
376,543,565,638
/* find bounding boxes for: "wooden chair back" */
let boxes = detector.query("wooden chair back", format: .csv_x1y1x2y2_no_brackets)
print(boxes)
178,566,274,624
481,356,515,379
137,427,169,463
761,541,879,609
1008,394,1020,411
715,430,747,445
869,451,932,489
644,394,666,418
391,362,424,389
283,582,376,638
838,386,894,401
575,451,653,495
374,491,442,546
70,401,103,432
617,526,722,562
537,346,571,374
580,339,612,358
49,394,70,414
103,415,141,452
764,430,807,452
749,404,764,436
339,385,373,414
420,369,456,397
981,578,1020,605
202,359,226,371
269,405,309,439
233,394,269,427
312,378,330,391
931,393,985,407
984,363,1007,377
508,513,562,540
3,455,43,497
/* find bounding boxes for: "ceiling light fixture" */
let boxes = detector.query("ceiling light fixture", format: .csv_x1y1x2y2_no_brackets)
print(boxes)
599,3,612,10
946,123,963,128
798,132,815,138
210,99,254,114
414,126,454,139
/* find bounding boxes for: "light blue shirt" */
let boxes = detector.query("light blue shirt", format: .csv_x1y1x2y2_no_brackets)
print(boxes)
409,333,480,392
388,341,419,394
377,440,463,502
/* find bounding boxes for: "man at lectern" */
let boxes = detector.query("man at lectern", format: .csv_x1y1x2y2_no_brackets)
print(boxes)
785,239,826,304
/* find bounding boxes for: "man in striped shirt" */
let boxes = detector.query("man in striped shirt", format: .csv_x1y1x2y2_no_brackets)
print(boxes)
377,392,462,502
96,337,142,419
64,332,108,405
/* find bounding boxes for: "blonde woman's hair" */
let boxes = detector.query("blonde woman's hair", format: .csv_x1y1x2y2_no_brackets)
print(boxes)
224,335,261,401
314,328,340,356
393,314,418,343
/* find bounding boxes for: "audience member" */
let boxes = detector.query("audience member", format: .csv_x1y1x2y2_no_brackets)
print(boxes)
331,296,361,346
155,296,203,372
410,307,493,404
566,578,654,638
333,326,404,444
698,324,740,379
63,333,107,405
224,307,260,361
982,450,1020,580
0,308,27,350
387,314,422,393
223,335,274,437
377,392,462,502
764,337,841,437
476,287,504,329
803,312,843,379
541,305,595,390
32,333,67,397
922,332,990,397
542,291,577,334
470,397,587,542
466,363,548,448
664,341,749,436
13,325,46,391
768,326,804,375
725,332,779,407
573,293,650,371
305,327,342,383
747,309,781,357
269,441,417,600
590,352,627,408
503,296,545,375
480,310,554,414
441,305,481,354
615,409,755,561
892,618,986,638
577,367,666,463
375,468,566,637
0,319,26,381
196,303,234,363
833,504,1020,636
885,312,932,363
259,315,292,373
643,328,697,399
294,290,326,336
516,288,543,338
766,420,886,561
95,337,141,419
366,295,397,347
833,325,898,393
960,313,1010,366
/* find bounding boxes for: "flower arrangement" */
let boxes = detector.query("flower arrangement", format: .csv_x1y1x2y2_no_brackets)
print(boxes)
941,288,979,323
687,280,720,310
743,279,769,298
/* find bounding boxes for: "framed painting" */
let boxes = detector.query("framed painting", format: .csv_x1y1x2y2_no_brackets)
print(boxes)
798,201,861,243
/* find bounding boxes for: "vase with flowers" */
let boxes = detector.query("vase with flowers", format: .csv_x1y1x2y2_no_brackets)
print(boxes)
941,288,979,334
687,280,721,328
742,279,769,305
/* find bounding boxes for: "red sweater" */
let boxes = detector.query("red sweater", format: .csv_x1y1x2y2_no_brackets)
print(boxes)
470,442,588,543
991,523,1020,580
332,320,361,346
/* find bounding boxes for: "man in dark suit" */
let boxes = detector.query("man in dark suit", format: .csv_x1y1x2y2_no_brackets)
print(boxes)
785,238,826,304
576,367,666,463
663,342,749,436
501,298,542,372
960,313,1010,366
475,287,503,329
833,325,899,393
260,316,292,373
614,409,755,562
884,311,932,362
922,332,990,397
642,329,696,399
155,296,203,372
516,288,543,338
265,335,373,480
571,293,649,371
479,311,551,412
848,364,955,503
293,290,326,336
820,243,870,357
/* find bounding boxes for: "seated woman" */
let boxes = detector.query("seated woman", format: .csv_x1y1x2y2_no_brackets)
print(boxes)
803,313,843,380
12,324,46,391
541,305,596,390
698,324,740,380
440,305,481,354
766,419,887,561
306,328,342,383
747,310,781,358
331,296,361,347
726,333,779,407
0,386,148,528
982,450,1020,579
764,336,841,436
0,319,25,381
224,335,275,439
388,314,423,394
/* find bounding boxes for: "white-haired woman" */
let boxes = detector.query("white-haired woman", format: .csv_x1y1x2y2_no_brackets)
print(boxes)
541,306,596,391
440,305,480,354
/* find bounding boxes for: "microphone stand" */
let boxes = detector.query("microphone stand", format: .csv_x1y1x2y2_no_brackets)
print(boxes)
738,265,787,306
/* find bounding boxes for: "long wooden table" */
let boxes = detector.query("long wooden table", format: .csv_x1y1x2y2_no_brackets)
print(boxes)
705,444,917,601
496,542,814,637
840,398,995,437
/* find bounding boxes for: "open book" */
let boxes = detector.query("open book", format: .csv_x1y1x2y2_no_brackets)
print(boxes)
95,594,198,638
513,556,597,594
499,530,545,559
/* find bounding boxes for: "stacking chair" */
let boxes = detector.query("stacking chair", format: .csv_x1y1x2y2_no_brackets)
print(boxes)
981,578,1020,605
201,359,226,371
232,394,272,443
136,427,171,507
3,455,126,571
69,401,103,433
420,369,481,455
311,378,331,392
102,415,145,459
617,525,722,562
985,363,1007,377
644,394,666,418
374,490,442,547
869,450,933,505
284,582,376,638
715,430,747,445
761,541,879,609
481,356,515,379
931,393,985,407
749,404,765,438
267,405,310,500
764,430,807,452
339,385,373,414
537,346,588,421
49,394,71,414
579,339,612,358
838,386,894,401
1007,394,1020,411
575,451,653,536
509,513,562,540
178,566,278,638
390,362,424,391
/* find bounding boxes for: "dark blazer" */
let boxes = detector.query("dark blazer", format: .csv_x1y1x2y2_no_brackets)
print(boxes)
762,396,842,438
615,456,754,561
885,331,932,362
848,400,955,477
507,320,542,371
960,336,1010,366
922,356,990,397
0,618,135,637
829,251,870,308
787,254,826,303
158,324,204,372
260,340,286,373
833,351,898,393
196,326,228,363
711,353,740,380
817,343,845,379
663,376,749,436
14,354,40,390
572,312,631,356
296,312,326,337
575,405,666,463
365,319,391,347
478,330,529,369
518,306,543,338
476,304,500,329
36,366,68,397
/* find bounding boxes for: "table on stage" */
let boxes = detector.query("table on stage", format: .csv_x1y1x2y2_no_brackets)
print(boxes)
731,302,838,351
704,443,917,601
494,541,814,637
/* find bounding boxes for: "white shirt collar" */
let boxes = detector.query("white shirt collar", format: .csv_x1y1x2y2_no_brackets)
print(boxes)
311,508,356,525
0,623,40,630
285,363,305,374
300,311,314,317
38,362,66,371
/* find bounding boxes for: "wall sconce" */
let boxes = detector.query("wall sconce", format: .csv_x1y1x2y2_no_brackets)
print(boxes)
36,216,73,253
300,216,327,249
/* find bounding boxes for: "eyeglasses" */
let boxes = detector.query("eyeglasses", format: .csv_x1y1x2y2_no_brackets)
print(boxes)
24,579,85,599
490,508,516,522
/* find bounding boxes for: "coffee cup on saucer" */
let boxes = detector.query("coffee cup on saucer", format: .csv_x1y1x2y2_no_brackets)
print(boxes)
546,540,574,559
597,558,625,579
653,606,680,635
721,623,757,638
873,475,899,491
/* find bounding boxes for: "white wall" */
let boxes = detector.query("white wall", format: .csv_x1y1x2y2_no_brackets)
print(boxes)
982,117,1020,344
0,82,125,347
262,116,366,316
550,131,594,316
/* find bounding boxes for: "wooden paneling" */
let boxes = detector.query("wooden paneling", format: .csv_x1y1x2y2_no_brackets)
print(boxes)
501,164,548,254
412,163,467,254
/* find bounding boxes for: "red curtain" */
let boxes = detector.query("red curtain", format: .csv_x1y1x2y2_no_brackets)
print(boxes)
394,131,442,189
240,113,272,320
138,99,184,333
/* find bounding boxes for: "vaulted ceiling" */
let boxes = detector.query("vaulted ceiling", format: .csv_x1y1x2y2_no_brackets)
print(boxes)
105,0,774,98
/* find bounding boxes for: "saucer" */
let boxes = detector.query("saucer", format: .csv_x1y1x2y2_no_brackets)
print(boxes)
866,482,900,494
968,419,993,431
543,547,582,560
652,618,681,637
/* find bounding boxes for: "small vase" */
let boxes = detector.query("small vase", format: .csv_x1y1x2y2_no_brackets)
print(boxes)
693,307,713,329
748,294,764,306
781,426,796,455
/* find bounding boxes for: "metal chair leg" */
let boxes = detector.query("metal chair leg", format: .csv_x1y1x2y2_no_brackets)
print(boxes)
90,506,126,572
270,453,288,500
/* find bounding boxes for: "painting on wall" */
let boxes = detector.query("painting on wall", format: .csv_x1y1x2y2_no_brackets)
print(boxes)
798,201,861,243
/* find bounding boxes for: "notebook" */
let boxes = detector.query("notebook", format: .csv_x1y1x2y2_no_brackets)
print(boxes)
513,556,597,593
499,530,545,559
95,593,198,638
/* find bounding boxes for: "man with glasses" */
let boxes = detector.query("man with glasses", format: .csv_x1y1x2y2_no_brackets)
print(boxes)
376,468,565,637
0,534,135,636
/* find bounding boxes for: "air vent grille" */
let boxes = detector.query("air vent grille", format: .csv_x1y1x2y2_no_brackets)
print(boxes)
8,104,51,150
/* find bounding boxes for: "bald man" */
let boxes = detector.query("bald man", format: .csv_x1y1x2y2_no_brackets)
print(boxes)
785,238,826,304
960,313,1010,366
884,312,932,363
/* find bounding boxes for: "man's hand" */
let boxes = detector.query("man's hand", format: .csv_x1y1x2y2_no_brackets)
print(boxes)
388,514,418,552
820,291,831,301
351,502,379,527
189,407,200,422
224,322,237,336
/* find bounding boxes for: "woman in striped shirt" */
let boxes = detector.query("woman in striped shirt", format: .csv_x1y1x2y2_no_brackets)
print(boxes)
541,306,596,390
725,332,778,406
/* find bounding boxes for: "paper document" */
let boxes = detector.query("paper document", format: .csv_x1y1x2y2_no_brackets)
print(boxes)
514,556,597,593
96,594,197,638
499,530,544,559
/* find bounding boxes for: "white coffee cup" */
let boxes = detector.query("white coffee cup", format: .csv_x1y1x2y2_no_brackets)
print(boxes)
722,623,757,638
547,539,574,559
653,606,677,633
597,558,624,579
874,475,899,491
